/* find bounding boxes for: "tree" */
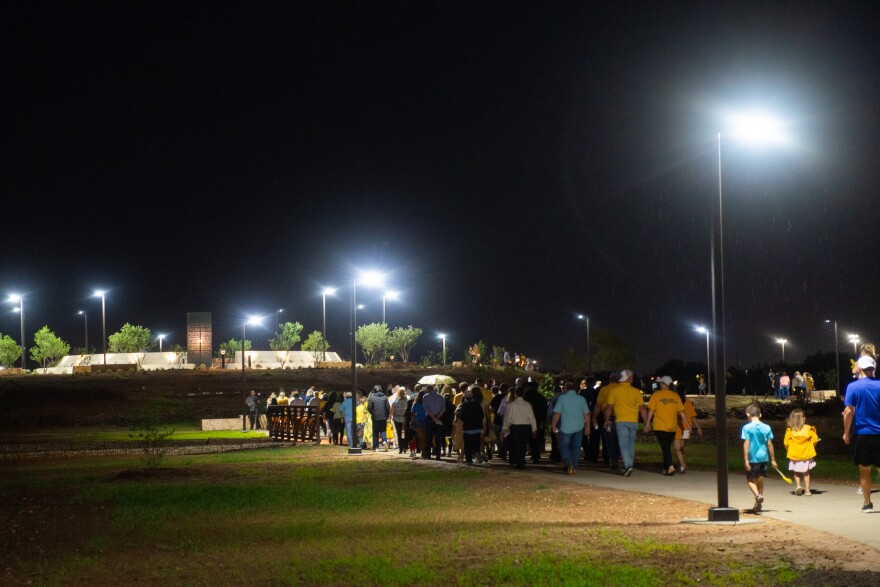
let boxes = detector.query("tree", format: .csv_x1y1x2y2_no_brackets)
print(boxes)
355,323,389,365
491,346,505,367
269,321,304,368
108,323,153,353
563,346,585,373
590,328,634,372
171,344,186,369
301,330,329,364
387,326,422,363
0,334,22,369
30,326,71,372
220,339,252,355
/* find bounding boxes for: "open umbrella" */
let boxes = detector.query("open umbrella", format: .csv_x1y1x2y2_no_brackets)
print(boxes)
417,374,456,386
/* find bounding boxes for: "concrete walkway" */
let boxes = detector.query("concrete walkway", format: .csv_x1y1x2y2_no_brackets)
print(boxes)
382,450,880,551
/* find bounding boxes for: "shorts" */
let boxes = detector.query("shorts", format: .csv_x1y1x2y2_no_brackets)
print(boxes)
853,434,880,467
745,462,768,480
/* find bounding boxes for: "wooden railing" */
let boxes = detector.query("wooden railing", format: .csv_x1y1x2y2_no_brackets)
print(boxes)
266,405,321,444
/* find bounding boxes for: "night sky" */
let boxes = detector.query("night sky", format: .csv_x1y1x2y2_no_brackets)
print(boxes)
3,2,879,371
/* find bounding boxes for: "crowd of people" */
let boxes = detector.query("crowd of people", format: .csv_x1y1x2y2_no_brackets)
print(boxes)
244,340,880,514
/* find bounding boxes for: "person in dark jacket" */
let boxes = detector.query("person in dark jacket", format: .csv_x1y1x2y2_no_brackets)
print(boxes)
367,385,390,450
457,388,486,465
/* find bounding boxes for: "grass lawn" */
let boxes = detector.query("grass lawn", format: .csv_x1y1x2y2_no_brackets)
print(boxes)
3,423,266,443
1,445,865,586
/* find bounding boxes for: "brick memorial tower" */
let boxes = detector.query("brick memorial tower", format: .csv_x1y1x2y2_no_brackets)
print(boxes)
186,312,212,368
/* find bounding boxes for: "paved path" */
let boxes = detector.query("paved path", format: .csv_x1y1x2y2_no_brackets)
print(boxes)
383,451,880,551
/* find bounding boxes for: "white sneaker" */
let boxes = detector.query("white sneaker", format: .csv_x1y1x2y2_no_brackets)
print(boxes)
857,486,863,495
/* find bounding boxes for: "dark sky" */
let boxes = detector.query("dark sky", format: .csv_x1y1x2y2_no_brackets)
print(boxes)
3,2,879,371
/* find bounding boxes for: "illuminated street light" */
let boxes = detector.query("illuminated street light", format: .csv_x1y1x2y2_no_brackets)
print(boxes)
93,290,107,365
577,314,591,373
438,333,447,367
349,270,386,455
242,315,263,395
321,287,336,362
696,326,711,395
776,338,788,363
275,308,284,331
848,333,860,354
382,290,399,325
706,109,789,523
78,310,88,352
7,295,25,370
157,334,166,352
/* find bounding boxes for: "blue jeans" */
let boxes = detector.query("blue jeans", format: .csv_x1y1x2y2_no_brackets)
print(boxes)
372,419,388,449
559,429,585,471
345,420,356,448
615,421,638,469
424,419,443,458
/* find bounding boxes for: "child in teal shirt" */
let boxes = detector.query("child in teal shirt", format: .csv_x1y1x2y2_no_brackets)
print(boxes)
741,404,777,513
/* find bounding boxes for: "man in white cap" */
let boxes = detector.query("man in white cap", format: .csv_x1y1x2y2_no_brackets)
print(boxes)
843,354,880,512
644,376,689,476
604,369,647,476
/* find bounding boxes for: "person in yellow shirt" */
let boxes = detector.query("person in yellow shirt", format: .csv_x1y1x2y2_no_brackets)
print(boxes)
674,389,701,473
644,376,689,476
604,370,647,476
592,373,620,470
784,408,819,496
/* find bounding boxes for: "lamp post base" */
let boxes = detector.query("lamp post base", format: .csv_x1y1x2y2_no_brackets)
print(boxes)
707,507,739,522
347,447,363,455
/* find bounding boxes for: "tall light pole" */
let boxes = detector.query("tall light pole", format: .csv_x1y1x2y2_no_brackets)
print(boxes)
776,338,787,363
577,314,591,373
242,315,262,394
157,334,166,352
78,310,88,352
848,333,860,354
94,290,107,365
824,320,840,396
275,308,283,331
706,111,789,523
382,290,398,325
8,295,25,370
696,326,711,395
321,287,336,362
438,333,447,367
350,270,384,455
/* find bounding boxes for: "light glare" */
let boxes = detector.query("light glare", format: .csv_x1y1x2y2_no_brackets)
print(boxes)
726,110,788,147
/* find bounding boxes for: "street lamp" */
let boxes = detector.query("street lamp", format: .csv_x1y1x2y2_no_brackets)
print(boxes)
157,334,166,353
696,326,711,395
382,290,398,325
776,338,788,363
275,308,284,331
706,110,788,523
242,315,263,394
438,333,447,367
321,287,336,362
824,320,840,396
848,333,860,354
78,310,88,352
577,314,591,373
93,290,107,365
349,270,385,455
7,295,25,370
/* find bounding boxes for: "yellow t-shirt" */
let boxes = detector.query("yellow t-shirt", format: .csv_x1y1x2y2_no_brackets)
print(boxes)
356,403,365,424
453,392,465,406
607,383,644,423
647,389,684,432
596,382,618,411
676,400,697,440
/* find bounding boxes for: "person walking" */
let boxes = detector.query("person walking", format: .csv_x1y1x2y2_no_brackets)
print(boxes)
502,386,538,470
422,385,445,460
741,404,777,513
367,385,390,450
784,408,819,496
390,387,409,454
604,370,647,477
674,388,701,473
593,373,620,470
842,355,880,512
550,380,591,475
245,390,260,430
644,376,689,476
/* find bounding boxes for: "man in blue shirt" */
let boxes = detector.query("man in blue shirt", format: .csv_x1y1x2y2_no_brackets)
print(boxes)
843,355,880,513
550,380,591,475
